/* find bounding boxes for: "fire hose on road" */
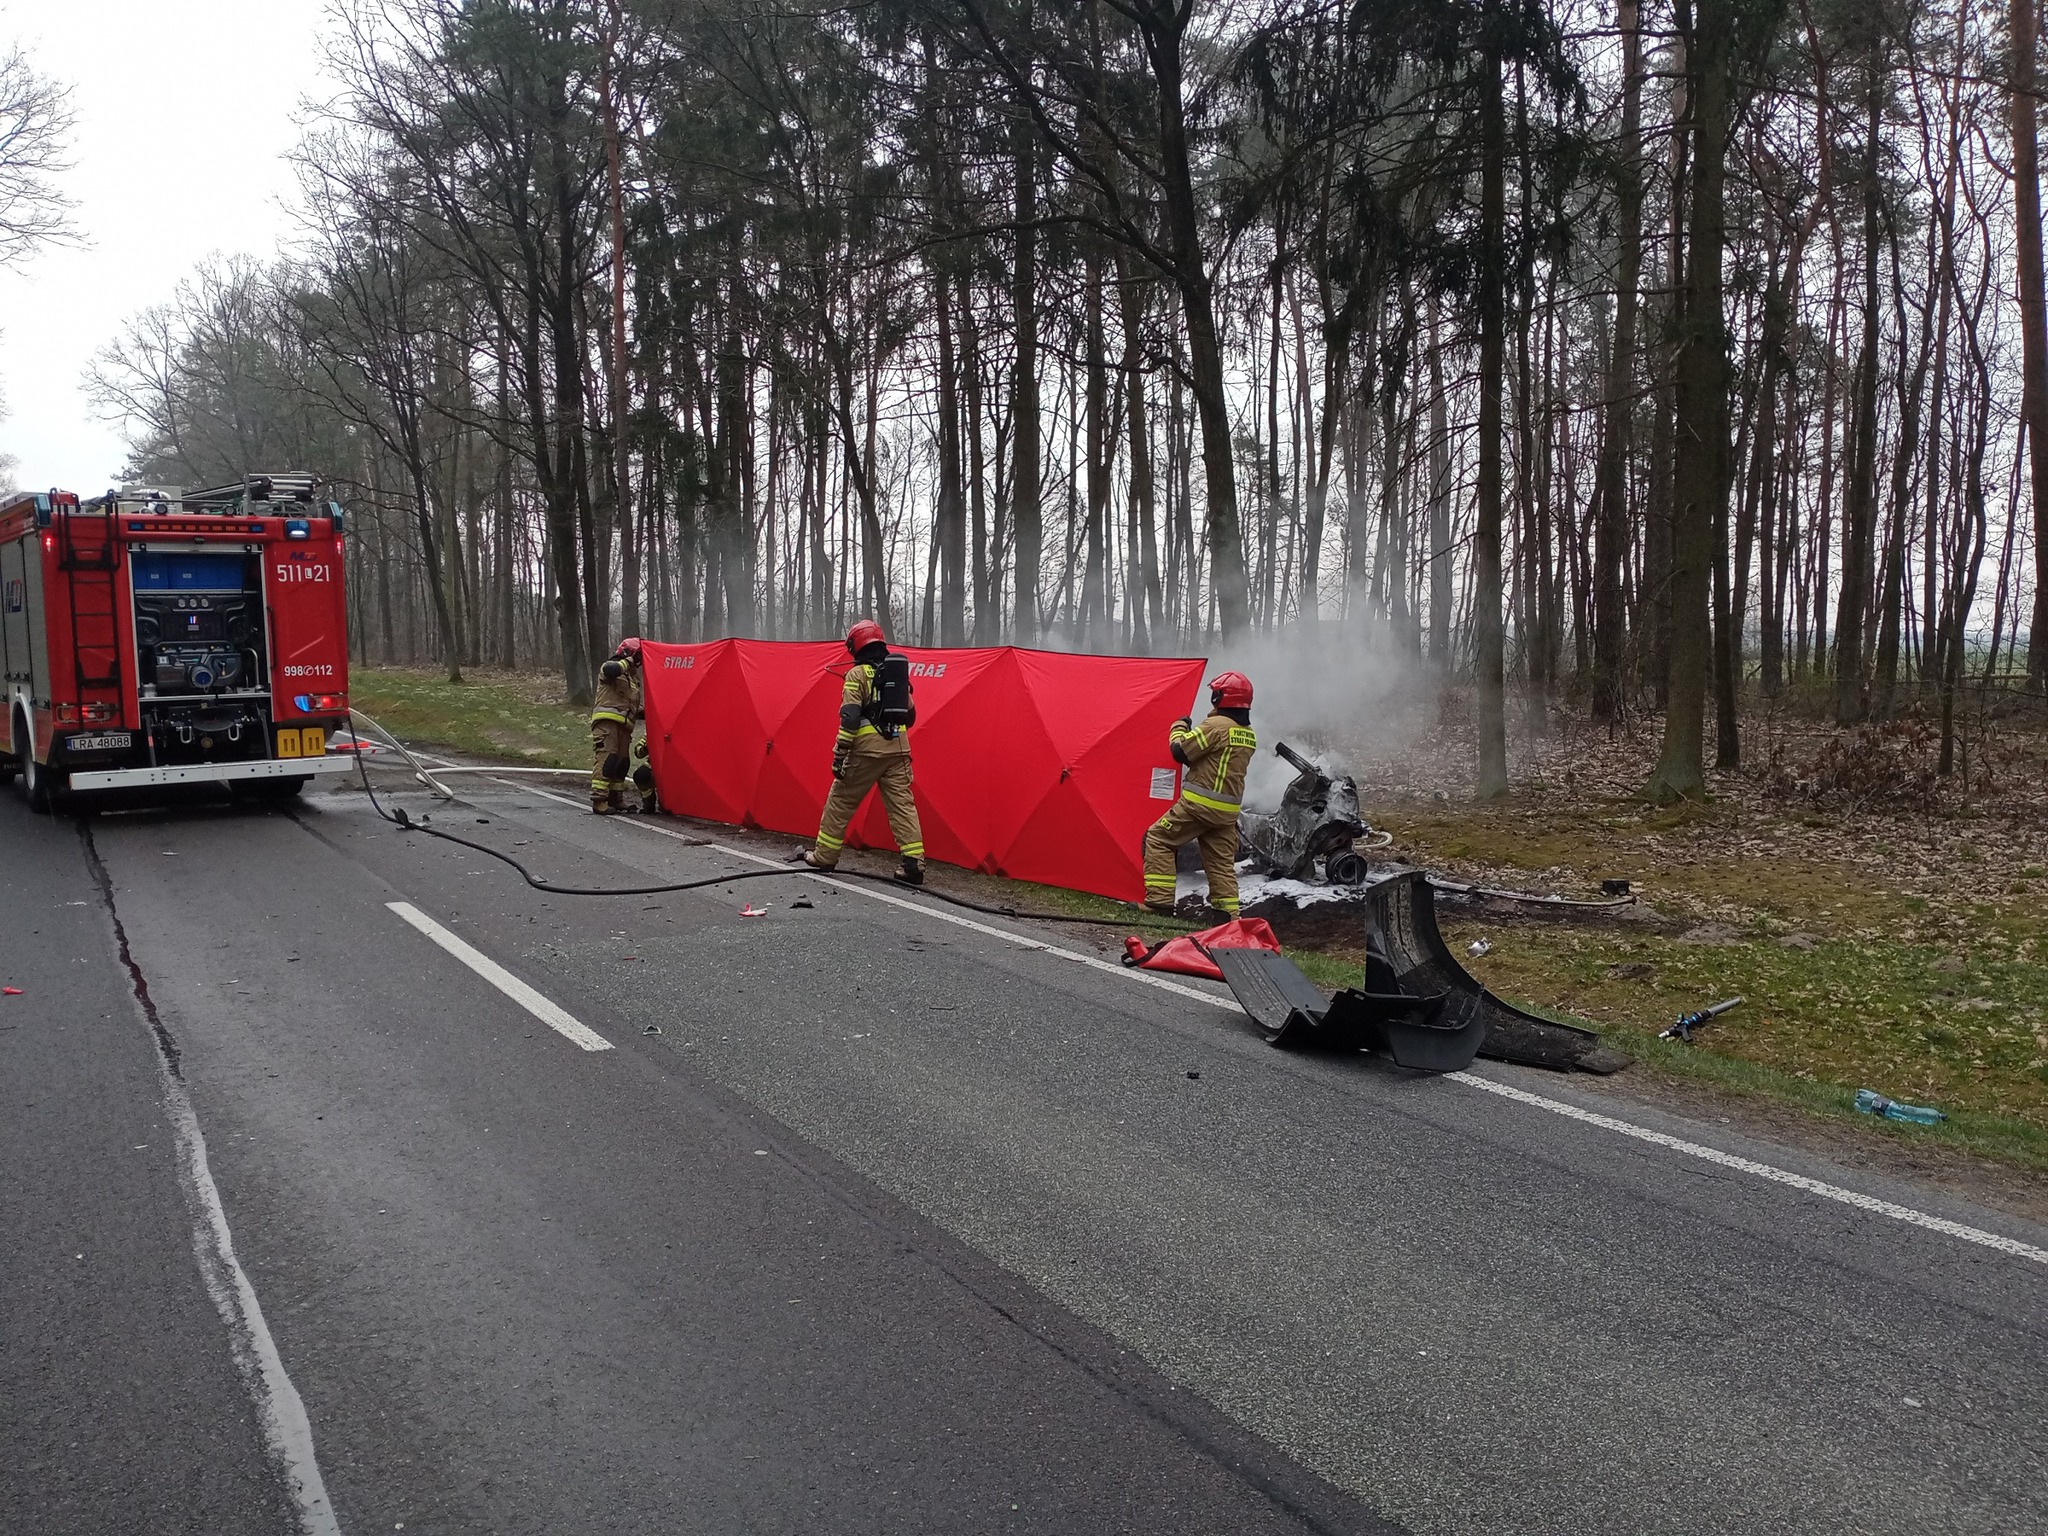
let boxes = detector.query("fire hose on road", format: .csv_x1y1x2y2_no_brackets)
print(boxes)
340,709,1153,926
337,710,1632,1074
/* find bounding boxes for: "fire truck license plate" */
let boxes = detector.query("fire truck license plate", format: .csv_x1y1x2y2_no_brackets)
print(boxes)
68,733,133,752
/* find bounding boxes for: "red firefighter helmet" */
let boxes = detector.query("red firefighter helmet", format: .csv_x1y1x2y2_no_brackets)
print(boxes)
846,618,887,656
612,636,643,660
1208,670,1253,709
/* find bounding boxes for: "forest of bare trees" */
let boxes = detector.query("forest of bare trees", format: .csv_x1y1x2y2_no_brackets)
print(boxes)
81,0,2048,798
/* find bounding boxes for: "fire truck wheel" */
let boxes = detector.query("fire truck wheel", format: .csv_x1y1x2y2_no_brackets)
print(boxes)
19,731,53,813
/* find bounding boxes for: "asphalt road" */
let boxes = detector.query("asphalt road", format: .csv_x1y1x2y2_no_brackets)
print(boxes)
3,771,2044,1535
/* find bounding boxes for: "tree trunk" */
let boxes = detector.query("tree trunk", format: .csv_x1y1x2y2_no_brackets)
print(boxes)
1116,249,1163,648
936,269,968,646
2013,0,2048,684
1832,74,1884,724
1645,42,1689,709
1145,6,1249,636
1646,0,1732,803
600,0,637,643
1474,26,1510,798
1428,298,1452,672
1010,95,1041,644
1082,244,1110,644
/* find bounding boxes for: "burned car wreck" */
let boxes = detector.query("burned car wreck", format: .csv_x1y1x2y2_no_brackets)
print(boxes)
1237,741,1372,886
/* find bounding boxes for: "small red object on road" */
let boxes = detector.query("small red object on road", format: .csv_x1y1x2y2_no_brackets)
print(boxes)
3,987,22,995
739,904,768,917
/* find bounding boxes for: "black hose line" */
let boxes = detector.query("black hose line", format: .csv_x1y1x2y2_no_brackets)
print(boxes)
343,718,1626,927
346,716,1158,926
394,813,1149,924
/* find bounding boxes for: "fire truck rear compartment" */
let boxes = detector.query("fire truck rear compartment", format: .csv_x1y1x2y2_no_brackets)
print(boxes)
132,548,272,764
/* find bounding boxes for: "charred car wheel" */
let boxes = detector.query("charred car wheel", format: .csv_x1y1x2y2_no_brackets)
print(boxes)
1324,850,1369,887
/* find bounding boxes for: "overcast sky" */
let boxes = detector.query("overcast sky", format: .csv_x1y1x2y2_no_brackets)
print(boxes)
0,0,330,490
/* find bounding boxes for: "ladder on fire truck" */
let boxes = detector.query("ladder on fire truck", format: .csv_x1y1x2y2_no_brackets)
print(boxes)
55,501,121,693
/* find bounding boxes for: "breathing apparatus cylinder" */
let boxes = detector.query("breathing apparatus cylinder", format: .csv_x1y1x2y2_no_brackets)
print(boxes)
871,653,914,737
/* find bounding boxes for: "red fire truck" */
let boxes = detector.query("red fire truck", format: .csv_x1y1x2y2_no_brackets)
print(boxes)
0,474,352,811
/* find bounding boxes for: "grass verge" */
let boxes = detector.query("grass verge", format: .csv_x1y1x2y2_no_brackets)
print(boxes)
350,666,588,769
1367,797,2048,1173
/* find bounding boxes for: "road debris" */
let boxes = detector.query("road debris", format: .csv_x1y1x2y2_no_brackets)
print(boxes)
740,903,768,917
1660,997,1744,1042
1855,1088,1947,1125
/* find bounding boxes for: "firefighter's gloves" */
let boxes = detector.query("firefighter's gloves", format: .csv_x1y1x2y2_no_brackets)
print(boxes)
1175,716,1192,730
831,746,849,781
631,737,649,761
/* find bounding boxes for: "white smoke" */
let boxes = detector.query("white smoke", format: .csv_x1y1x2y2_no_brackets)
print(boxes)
1206,620,1436,811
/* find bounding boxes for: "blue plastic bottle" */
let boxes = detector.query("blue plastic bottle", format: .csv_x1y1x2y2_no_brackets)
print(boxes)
1855,1088,1947,1125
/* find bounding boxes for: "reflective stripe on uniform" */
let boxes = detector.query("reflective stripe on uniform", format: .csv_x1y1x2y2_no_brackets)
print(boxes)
838,664,883,742
589,709,630,726
900,842,925,859
1207,726,1258,802
816,831,845,851
1180,787,1241,814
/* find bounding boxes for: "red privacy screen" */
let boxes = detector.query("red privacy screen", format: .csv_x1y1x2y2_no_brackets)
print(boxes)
640,640,1209,901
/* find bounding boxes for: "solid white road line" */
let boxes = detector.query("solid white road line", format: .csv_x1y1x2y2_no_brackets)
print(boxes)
174,1080,345,1534
386,900,613,1052
498,780,2048,1267
1451,1072,2048,1265
87,840,340,1535
506,780,1239,1011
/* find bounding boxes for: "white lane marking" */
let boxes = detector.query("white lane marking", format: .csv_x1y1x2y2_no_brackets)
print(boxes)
506,781,1239,1011
500,780,2048,1266
174,1084,345,1532
386,900,612,1052
1451,1072,2048,1265
86,843,340,1534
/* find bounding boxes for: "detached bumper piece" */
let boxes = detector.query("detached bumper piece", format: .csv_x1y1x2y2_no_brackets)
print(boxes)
1210,872,1630,1076
1213,946,1486,1072
1365,871,1630,1074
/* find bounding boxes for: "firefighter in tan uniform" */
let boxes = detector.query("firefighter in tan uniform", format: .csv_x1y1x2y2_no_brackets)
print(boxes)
589,637,658,814
795,620,926,886
1142,671,1256,915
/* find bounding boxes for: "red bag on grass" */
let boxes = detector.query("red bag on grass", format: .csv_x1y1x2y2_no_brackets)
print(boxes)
1120,918,1282,981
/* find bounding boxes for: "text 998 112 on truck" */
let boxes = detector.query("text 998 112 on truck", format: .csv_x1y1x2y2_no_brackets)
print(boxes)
0,474,353,812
